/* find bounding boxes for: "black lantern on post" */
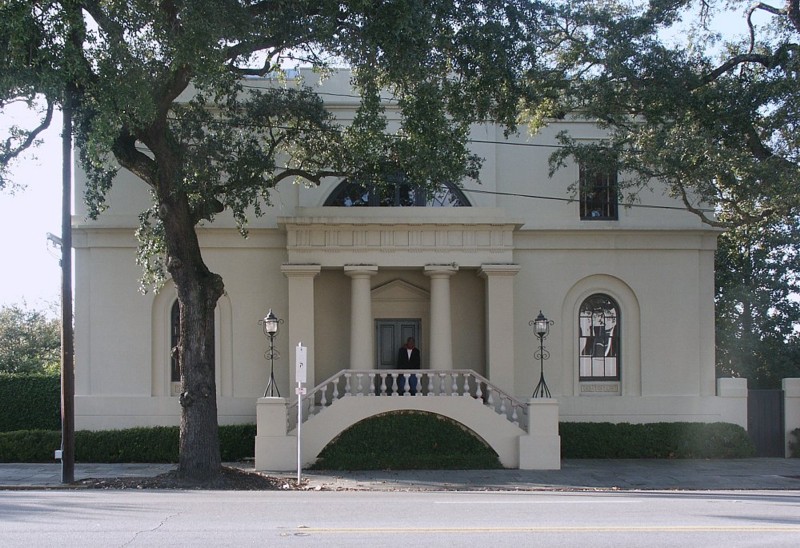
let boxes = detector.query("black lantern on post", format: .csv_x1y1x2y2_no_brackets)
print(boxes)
260,309,283,397
530,310,554,398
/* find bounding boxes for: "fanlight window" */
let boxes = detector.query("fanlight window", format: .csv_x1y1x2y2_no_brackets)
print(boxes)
325,179,469,207
578,294,620,380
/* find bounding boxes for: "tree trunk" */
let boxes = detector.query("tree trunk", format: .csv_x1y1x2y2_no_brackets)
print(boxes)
162,194,224,483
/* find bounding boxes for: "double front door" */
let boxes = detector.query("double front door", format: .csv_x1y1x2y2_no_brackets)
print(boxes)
375,319,421,369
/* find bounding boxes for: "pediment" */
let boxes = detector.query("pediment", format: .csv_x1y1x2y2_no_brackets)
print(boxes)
372,280,429,302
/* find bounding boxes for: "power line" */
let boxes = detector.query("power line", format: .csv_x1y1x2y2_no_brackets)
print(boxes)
128,144,710,214
462,187,714,213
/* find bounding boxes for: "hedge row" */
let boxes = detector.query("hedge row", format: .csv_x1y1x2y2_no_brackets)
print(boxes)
0,421,756,465
0,374,60,432
560,421,756,459
0,424,257,463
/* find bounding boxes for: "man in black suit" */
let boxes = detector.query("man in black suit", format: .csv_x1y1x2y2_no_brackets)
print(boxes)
397,337,420,394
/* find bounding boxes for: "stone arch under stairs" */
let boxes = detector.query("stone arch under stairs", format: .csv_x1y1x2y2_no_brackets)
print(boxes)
298,395,526,468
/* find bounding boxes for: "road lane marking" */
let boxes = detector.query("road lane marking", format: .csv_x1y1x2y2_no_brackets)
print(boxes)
434,499,641,504
287,525,800,534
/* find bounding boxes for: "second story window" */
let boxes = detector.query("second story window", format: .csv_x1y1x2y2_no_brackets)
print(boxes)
580,165,618,220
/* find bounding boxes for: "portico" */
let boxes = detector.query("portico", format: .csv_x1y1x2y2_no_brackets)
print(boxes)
278,207,523,394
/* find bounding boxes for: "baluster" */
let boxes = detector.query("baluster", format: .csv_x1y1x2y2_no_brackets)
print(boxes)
332,378,340,401
486,387,494,407
402,373,410,396
452,373,458,395
413,373,421,396
462,375,471,397
344,373,352,396
511,405,519,426
439,373,447,396
391,373,399,396
320,384,328,407
499,396,507,416
380,373,387,396
356,373,364,396
475,380,483,401
368,373,376,396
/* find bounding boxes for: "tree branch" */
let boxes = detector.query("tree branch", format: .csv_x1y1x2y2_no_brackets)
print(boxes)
674,181,725,227
80,0,126,45
269,168,344,187
0,100,54,165
111,129,158,188
700,53,776,85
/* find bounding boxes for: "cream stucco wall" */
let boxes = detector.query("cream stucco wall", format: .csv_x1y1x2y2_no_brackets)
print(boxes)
72,70,739,433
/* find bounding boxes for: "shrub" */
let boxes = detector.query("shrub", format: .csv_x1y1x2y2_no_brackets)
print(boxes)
790,428,800,458
560,422,756,459
219,424,257,462
76,427,180,463
310,411,503,470
0,430,61,462
0,424,256,463
0,374,60,432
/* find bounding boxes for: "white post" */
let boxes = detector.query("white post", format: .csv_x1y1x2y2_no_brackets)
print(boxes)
295,343,307,484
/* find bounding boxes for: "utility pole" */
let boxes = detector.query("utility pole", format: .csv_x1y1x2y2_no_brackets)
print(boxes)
60,91,75,484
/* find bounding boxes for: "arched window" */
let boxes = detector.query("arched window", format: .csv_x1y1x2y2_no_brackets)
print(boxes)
324,179,470,207
578,294,620,380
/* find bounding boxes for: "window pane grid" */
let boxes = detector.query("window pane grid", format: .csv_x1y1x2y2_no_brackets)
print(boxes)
578,294,620,381
580,167,618,220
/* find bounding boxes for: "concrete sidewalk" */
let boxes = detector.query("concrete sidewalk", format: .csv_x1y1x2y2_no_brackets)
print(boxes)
1,459,799,491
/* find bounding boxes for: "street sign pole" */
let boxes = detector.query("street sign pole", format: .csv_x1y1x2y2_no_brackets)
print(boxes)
295,343,307,484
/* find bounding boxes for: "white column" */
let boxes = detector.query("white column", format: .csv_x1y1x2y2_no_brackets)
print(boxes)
344,265,378,370
281,264,321,390
424,264,458,370
479,264,521,393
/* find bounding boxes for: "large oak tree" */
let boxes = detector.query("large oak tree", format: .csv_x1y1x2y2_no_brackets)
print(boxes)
547,0,799,228
1,0,567,482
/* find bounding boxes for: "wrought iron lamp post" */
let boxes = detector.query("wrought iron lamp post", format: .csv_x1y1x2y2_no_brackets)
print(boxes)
530,310,554,398
260,309,283,397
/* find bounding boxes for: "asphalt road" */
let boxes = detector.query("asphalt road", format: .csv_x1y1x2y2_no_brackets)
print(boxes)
2,489,800,547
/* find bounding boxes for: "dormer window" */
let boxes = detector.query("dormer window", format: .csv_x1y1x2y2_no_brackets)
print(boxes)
580,165,618,220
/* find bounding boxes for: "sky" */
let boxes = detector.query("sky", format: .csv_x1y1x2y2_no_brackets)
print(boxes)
0,110,63,312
